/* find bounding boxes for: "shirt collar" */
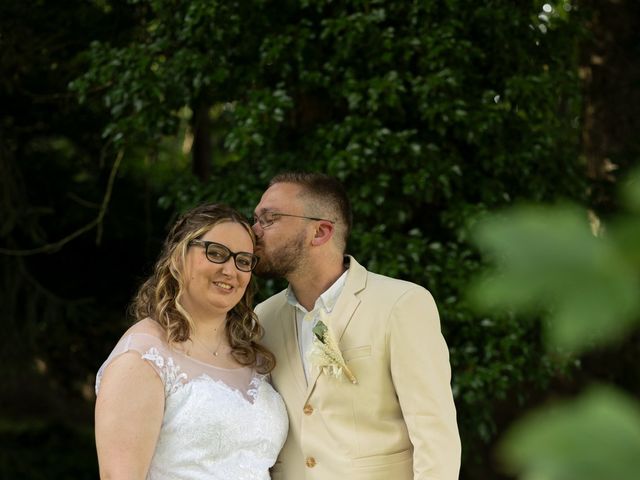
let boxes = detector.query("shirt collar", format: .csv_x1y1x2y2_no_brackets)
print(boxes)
286,267,349,314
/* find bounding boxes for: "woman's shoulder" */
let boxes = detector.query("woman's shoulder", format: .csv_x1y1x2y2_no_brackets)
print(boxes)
105,318,170,364
96,319,176,395
123,317,165,339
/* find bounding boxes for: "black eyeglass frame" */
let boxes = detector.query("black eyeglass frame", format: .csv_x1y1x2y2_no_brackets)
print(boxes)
189,239,260,272
253,211,336,229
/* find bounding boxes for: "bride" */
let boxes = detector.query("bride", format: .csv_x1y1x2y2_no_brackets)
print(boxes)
95,203,288,479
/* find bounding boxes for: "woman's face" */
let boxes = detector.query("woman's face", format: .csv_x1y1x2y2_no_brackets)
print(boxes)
181,221,254,321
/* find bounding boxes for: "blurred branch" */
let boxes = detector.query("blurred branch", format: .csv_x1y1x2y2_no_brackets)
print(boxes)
0,150,124,256
25,82,114,104
67,193,101,209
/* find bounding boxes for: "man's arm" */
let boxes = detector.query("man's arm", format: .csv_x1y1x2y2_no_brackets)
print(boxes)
389,286,461,480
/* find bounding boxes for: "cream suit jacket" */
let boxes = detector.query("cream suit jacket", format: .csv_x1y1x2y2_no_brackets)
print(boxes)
255,256,461,480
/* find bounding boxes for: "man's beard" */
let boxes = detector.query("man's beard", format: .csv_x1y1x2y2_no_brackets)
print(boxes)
254,231,307,279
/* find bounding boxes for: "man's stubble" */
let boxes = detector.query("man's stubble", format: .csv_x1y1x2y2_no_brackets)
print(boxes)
254,229,308,280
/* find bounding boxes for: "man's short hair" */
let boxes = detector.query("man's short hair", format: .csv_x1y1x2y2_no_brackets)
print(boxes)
269,172,353,251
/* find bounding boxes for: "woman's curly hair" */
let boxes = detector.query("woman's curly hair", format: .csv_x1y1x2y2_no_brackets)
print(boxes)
130,203,275,374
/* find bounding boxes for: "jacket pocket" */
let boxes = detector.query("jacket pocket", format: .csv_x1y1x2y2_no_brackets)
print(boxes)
342,345,371,362
351,448,412,468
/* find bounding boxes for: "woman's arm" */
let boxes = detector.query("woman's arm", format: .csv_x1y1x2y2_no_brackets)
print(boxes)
95,351,165,480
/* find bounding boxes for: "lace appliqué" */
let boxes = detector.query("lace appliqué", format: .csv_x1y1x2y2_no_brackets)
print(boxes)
246,374,264,402
142,347,188,396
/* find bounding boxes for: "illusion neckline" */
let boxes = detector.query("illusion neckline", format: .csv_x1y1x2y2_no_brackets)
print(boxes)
132,332,250,372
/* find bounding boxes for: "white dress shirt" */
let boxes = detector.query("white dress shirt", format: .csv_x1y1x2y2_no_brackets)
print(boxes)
285,269,349,382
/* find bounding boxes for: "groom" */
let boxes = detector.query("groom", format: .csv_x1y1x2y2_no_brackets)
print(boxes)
253,172,461,480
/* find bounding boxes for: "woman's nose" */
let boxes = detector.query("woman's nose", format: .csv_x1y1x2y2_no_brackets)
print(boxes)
221,257,236,274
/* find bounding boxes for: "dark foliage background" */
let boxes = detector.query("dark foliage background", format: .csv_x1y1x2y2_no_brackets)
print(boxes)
2,1,639,478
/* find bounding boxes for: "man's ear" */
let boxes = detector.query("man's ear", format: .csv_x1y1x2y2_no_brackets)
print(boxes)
310,221,334,246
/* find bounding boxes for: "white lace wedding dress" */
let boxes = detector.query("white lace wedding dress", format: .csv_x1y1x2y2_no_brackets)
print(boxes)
96,331,288,480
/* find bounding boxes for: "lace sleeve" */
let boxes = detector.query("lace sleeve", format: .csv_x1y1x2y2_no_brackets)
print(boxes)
95,333,188,396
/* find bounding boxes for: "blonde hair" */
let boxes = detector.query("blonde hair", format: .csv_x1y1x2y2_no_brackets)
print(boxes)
130,203,275,373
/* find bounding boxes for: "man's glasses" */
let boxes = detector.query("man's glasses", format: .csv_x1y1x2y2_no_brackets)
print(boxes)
253,211,335,229
189,240,259,272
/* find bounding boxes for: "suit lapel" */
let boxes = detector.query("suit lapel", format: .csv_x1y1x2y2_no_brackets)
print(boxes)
305,256,367,398
279,303,308,396
330,255,367,341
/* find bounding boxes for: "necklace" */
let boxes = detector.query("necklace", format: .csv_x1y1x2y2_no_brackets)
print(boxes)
191,332,226,357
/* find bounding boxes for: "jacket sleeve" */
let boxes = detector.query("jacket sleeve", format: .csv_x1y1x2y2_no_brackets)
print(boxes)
388,286,461,480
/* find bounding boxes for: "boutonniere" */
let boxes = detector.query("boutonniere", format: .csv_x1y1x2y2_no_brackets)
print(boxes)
308,312,357,384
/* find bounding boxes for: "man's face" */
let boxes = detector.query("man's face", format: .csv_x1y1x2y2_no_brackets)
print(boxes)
252,182,310,279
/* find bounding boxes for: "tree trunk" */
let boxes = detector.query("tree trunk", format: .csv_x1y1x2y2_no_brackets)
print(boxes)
580,0,640,213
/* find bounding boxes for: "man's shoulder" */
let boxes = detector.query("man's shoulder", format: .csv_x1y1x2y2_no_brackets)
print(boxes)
357,270,439,319
362,265,425,292
347,255,429,297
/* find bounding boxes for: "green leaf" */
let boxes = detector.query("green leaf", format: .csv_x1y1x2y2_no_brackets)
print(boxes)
312,320,328,341
499,386,640,480
469,205,640,353
619,167,640,212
